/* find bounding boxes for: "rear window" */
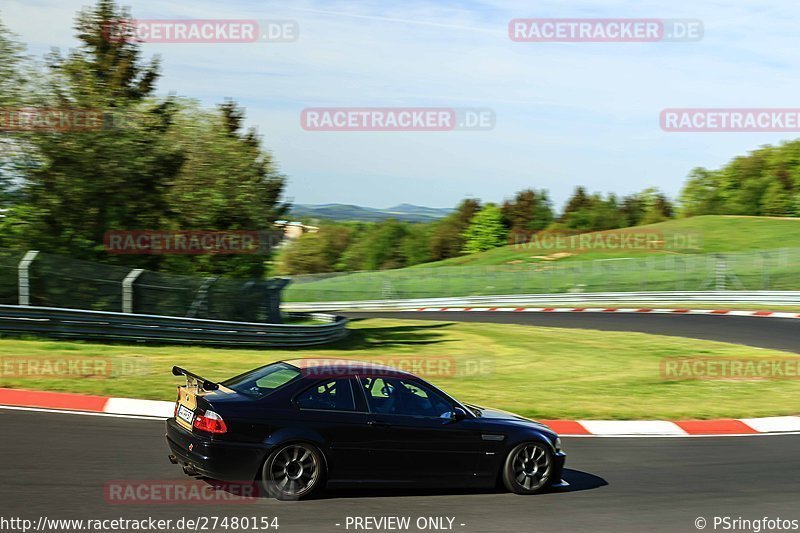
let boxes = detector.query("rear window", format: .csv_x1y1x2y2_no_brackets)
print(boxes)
222,363,301,399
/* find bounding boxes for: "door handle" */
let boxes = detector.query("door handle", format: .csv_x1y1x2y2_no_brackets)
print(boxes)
368,420,391,427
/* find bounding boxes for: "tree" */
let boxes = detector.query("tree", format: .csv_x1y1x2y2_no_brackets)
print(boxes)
0,17,30,204
761,180,793,216
678,167,723,217
160,100,288,277
10,1,288,278
400,223,433,266
462,203,506,253
0,16,27,107
501,189,553,234
558,191,624,231
275,232,330,275
276,225,353,275
14,0,179,261
560,186,591,221
429,198,480,260
63,0,159,106
677,140,800,218
338,219,409,271
639,187,675,225
620,193,646,226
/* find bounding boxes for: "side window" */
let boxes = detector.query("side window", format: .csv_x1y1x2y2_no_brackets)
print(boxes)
359,377,452,417
296,379,356,411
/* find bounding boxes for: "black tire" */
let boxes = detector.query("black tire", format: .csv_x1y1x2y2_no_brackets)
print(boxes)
261,442,326,500
501,441,554,495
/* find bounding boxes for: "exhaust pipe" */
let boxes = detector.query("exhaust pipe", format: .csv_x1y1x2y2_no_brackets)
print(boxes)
182,464,199,476
168,454,178,464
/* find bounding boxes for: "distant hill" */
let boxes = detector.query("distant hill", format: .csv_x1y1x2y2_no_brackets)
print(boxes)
290,203,453,222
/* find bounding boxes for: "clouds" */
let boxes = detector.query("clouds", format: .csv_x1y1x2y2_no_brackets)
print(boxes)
3,0,800,207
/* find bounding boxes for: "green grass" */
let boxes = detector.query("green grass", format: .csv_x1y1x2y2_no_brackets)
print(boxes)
420,215,800,267
285,216,800,301
1,319,798,420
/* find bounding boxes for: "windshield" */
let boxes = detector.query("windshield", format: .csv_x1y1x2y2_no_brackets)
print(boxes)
222,362,301,399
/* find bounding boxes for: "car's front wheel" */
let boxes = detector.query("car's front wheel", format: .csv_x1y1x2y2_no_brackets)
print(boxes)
501,441,553,494
261,442,325,500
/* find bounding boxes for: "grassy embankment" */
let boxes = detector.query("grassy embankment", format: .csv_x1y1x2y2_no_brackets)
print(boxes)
1,318,797,420
283,216,800,301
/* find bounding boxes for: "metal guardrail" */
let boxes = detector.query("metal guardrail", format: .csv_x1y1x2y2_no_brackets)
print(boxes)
0,305,348,347
282,291,800,311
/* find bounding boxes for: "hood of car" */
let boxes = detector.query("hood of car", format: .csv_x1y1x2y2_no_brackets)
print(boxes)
469,405,556,435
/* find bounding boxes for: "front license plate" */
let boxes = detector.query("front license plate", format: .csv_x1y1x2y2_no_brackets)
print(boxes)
177,404,194,425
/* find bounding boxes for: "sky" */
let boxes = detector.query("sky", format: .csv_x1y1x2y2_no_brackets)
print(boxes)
2,0,800,210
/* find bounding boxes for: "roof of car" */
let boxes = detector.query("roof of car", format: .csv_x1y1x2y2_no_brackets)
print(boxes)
282,358,415,378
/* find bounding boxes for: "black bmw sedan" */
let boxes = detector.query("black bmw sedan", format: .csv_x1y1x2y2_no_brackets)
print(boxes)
165,358,567,500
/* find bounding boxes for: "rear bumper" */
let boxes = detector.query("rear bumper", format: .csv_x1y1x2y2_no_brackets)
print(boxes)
165,418,265,482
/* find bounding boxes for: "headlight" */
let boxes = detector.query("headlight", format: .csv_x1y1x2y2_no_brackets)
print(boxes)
554,437,563,451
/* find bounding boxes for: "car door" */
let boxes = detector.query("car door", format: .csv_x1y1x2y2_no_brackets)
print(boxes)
357,376,485,484
292,377,374,482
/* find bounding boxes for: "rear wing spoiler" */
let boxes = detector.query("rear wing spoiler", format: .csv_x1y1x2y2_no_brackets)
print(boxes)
172,366,219,391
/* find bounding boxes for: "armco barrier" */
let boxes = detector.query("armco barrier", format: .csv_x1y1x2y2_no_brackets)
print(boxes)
282,291,800,311
0,305,347,347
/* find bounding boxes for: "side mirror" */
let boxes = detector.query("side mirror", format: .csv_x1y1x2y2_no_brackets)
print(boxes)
442,407,468,422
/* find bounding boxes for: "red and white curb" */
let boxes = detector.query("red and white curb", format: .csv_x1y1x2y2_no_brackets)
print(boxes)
0,388,798,437
410,307,800,318
540,418,800,437
0,388,173,419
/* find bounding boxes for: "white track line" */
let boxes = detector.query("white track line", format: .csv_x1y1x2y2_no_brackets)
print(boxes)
104,397,174,418
0,404,165,421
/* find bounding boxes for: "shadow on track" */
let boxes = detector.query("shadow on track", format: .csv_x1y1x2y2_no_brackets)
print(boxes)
558,468,608,493
319,469,607,499
203,468,607,501
320,318,456,349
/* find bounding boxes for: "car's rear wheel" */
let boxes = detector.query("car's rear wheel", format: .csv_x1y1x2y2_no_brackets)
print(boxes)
261,442,325,500
501,441,553,494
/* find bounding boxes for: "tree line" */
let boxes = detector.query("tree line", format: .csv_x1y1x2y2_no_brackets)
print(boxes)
277,187,675,274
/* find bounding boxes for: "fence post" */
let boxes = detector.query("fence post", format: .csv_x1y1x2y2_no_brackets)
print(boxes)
715,255,726,291
122,268,145,313
18,250,39,306
187,276,218,318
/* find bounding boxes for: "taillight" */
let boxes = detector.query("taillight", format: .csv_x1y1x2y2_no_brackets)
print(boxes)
193,410,227,434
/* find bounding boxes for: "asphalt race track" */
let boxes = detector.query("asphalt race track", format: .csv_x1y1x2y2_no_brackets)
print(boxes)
1,408,798,533
344,311,800,353
2,312,799,532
